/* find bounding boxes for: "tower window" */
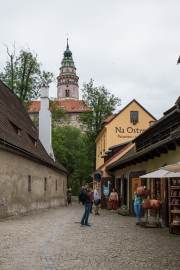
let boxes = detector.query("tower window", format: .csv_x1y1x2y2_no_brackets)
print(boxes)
65,90,70,97
130,111,138,123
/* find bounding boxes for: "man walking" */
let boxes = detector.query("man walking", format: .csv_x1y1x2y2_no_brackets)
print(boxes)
94,186,100,215
80,183,92,226
88,188,94,214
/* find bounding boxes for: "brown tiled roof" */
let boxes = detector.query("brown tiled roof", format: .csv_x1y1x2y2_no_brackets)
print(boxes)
102,115,114,124
98,142,133,170
28,100,90,113
0,80,67,173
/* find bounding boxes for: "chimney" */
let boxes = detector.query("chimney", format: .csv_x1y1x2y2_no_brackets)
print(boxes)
39,83,55,160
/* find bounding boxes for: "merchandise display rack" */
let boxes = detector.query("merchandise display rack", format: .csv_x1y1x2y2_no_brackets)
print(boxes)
169,178,180,233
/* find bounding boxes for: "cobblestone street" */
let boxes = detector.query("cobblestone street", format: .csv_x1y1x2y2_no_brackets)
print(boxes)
0,202,180,270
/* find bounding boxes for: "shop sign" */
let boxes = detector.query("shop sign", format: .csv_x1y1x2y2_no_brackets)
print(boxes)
115,127,145,134
115,126,145,138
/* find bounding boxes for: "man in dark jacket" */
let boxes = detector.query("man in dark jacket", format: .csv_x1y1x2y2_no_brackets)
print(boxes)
80,183,92,226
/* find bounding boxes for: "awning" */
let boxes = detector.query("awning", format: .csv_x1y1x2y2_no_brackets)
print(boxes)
140,169,180,178
160,162,180,173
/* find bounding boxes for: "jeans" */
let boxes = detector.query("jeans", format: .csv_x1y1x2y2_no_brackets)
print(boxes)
134,204,142,222
81,202,91,224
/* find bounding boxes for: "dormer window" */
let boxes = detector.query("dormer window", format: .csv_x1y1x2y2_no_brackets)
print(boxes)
61,106,66,110
9,120,21,136
28,133,37,146
79,106,83,110
130,111,138,123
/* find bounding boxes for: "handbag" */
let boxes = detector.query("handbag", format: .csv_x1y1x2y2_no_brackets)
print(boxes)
99,199,101,204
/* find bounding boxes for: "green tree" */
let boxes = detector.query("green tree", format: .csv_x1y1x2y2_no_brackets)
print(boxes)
52,126,93,195
0,44,54,108
79,79,121,169
50,99,70,128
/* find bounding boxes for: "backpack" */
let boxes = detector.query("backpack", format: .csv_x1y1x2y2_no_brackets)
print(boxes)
78,190,86,203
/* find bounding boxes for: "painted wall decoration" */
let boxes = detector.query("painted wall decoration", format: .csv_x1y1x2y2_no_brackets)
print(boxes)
103,181,111,196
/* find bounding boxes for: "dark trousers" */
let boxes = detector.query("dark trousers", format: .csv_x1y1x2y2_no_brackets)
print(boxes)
90,201,93,213
81,202,91,224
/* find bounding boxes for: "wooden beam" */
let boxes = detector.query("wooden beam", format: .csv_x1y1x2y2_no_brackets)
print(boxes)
151,150,160,157
144,153,154,159
130,160,136,165
176,138,180,147
166,143,176,150
157,147,168,154
135,158,142,163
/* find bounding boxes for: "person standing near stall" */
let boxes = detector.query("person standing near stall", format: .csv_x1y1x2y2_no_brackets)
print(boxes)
94,186,100,215
134,190,143,225
109,188,118,212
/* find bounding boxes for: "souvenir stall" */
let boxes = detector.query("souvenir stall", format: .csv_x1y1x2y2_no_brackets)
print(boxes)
140,168,180,234
160,163,180,234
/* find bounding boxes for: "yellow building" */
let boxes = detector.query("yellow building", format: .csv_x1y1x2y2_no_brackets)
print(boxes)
95,99,156,169
105,96,180,230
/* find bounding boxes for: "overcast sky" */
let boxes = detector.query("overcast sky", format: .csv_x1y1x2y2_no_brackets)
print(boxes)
1,0,180,119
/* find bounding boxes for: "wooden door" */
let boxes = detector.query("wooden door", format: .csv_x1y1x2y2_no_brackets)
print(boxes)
161,178,169,227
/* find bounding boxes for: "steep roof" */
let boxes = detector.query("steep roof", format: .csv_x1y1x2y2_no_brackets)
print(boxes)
0,80,67,173
104,99,156,126
28,100,90,113
95,99,156,142
132,97,180,143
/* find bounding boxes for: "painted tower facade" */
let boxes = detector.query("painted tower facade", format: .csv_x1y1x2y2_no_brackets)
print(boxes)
57,39,79,100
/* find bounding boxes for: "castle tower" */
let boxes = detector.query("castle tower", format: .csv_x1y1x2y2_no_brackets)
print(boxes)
57,39,79,100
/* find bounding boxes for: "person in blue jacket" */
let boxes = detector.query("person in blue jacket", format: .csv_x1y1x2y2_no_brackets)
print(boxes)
80,183,92,226
134,191,143,225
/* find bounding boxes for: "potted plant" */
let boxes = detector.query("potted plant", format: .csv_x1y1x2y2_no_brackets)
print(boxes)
118,205,129,216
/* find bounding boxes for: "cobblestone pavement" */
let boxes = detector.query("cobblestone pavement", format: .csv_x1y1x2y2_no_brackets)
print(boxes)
0,203,180,270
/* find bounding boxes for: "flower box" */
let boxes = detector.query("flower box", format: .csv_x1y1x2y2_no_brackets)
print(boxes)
118,209,130,216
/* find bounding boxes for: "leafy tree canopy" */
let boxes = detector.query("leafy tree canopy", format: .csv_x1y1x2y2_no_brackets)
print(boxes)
50,99,69,128
79,78,121,141
0,43,54,108
52,126,93,195
79,79,121,170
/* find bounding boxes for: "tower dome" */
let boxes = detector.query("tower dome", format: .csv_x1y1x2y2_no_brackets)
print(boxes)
57,39,79,100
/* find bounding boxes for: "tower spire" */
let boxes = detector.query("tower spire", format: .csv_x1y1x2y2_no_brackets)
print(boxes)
67,37,69,49
57,39,79,100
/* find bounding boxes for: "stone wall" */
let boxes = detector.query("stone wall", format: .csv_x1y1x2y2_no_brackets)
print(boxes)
0,147,67,218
